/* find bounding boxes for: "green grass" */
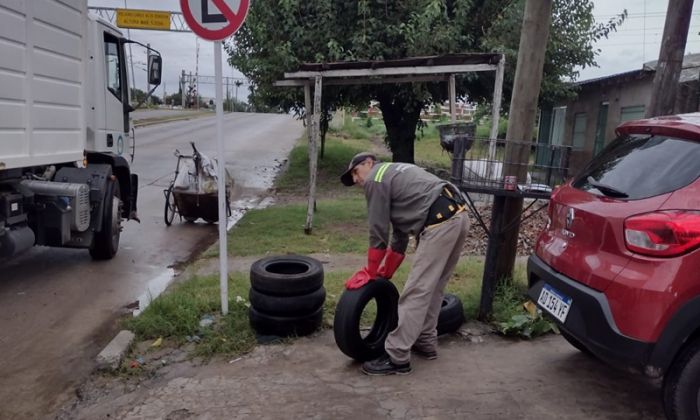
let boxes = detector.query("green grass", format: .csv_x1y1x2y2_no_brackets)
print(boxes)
226,197,368,256
124,256,533,358
275,138,369,196
124,272,257,357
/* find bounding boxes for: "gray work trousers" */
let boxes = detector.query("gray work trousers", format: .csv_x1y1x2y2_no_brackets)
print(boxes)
385,210,470,364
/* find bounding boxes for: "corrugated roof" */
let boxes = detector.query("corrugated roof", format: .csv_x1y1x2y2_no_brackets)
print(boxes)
297,53,502,72
575,53,700,87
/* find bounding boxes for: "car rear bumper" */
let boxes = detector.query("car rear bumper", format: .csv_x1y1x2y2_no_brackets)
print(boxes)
527,254,654,373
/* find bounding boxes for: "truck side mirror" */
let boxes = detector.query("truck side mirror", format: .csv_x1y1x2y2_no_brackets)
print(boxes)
148,55,162,86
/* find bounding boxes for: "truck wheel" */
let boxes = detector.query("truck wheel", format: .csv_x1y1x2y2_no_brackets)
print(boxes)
663,337,700,420
90,179,121,260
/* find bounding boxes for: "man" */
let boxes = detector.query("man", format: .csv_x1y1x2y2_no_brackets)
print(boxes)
340,152,470,375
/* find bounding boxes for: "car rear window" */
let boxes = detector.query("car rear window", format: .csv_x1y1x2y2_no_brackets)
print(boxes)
573,134,700,199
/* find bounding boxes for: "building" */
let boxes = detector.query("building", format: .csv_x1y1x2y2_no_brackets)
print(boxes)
538,53,700,173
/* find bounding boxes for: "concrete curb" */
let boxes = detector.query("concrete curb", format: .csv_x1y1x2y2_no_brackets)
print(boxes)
96,330,135,371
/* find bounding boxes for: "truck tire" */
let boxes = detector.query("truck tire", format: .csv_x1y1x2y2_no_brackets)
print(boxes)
248,305,323,337
437,293,465,336
333,279,399,362
90,178,121,260
250,255,324,297
663,337,700,420
249,286,326,317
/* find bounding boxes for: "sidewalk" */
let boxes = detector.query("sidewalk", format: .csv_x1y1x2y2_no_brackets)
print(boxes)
60,328,664,419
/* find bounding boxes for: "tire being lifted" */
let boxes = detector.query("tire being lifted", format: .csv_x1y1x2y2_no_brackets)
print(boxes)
333,284,466,361
333,279,399,362
250,255,324,296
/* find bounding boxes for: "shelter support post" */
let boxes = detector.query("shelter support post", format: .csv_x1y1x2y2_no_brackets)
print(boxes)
449,74,457,122
305,76,322,234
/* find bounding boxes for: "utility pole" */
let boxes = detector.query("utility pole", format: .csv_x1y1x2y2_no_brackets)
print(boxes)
145,43,150,105
646,0,694,118
235,80,243,111
180,70,186,108
479,0,553,320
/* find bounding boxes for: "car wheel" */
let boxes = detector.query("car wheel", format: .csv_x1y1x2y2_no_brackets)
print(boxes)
249,286,326,317
664,337,700,420
248,305,323,337
333,279,399,362
437,293,465,336
250,255,324,297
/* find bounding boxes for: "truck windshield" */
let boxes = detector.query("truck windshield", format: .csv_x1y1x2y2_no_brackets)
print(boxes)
104,34,122,101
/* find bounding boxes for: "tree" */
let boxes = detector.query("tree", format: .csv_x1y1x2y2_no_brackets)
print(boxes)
227,0,625,163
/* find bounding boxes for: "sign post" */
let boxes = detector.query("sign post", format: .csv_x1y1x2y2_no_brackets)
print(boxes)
180,0,250,315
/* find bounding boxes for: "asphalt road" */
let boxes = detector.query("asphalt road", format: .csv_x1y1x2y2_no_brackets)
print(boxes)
0,112,303,419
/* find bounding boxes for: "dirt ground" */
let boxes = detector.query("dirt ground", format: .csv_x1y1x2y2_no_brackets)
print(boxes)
58,325,664,419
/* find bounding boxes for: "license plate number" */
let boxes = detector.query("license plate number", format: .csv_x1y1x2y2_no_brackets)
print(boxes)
537,284,572,323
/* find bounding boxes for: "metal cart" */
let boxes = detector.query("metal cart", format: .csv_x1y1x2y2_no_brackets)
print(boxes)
164,142,232,226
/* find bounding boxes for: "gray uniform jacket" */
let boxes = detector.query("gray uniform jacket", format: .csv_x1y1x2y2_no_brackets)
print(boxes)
363,162,448,253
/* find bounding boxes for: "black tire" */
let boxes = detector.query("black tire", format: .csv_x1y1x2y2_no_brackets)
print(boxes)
663,337,700,420
437,293,465,336
164,185,176,226
184,216,198,223
249,286,326,317
90,178,121,260
560,329,594,356
250,255,324,297
333,279,399,362
249,305,323,337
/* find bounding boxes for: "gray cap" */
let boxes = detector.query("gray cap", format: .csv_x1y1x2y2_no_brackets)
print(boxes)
340,152,376,186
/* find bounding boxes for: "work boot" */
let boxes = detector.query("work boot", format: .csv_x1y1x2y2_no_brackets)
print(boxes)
411,345,438,360
361,354,411,376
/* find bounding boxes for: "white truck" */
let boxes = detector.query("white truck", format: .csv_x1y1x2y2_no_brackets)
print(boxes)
0,0,161,260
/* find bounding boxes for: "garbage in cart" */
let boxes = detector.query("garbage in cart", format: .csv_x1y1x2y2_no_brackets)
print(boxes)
164,142,233,226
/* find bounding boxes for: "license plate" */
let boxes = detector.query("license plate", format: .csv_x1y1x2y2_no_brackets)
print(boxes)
537,284,572,323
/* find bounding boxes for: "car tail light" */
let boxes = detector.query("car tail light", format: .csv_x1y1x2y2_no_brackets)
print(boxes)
624,210,700,257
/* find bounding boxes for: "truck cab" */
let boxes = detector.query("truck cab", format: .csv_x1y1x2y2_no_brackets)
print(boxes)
0,0,161,261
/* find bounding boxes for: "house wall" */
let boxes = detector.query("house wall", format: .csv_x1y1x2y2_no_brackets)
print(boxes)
558,75,653,174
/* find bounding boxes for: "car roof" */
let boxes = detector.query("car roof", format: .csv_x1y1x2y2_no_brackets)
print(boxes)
617,112,700,141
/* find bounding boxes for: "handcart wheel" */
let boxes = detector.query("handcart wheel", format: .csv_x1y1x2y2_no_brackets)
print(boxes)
164,185,177,226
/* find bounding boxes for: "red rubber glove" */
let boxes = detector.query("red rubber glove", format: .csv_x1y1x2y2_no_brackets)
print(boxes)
378,248,405,279
345,247,386,289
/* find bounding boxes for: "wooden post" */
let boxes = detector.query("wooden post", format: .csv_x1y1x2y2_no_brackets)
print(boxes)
646,0,694,118
480,0,553,319
449,74,457,122
487,55,506,179
305,76,322,234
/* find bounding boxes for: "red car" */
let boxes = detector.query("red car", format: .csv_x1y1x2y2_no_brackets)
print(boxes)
528,113,700,420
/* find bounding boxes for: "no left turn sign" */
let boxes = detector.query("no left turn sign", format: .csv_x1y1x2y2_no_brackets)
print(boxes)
180,0,250,41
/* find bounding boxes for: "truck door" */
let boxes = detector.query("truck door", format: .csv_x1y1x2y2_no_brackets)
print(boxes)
103,32,130,158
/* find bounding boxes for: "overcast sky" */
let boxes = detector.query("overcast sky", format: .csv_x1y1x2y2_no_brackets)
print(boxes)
87,0,700,100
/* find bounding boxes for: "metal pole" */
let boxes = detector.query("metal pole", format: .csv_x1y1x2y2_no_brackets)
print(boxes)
124,0,136,105
214,41,228,315
449,74,456,122
146,43,150,105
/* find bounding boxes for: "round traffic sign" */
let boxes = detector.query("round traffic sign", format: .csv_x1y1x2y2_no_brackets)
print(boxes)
180,0,250,41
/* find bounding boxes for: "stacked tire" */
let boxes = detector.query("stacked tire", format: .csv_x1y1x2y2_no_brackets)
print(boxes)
248,255,325,337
